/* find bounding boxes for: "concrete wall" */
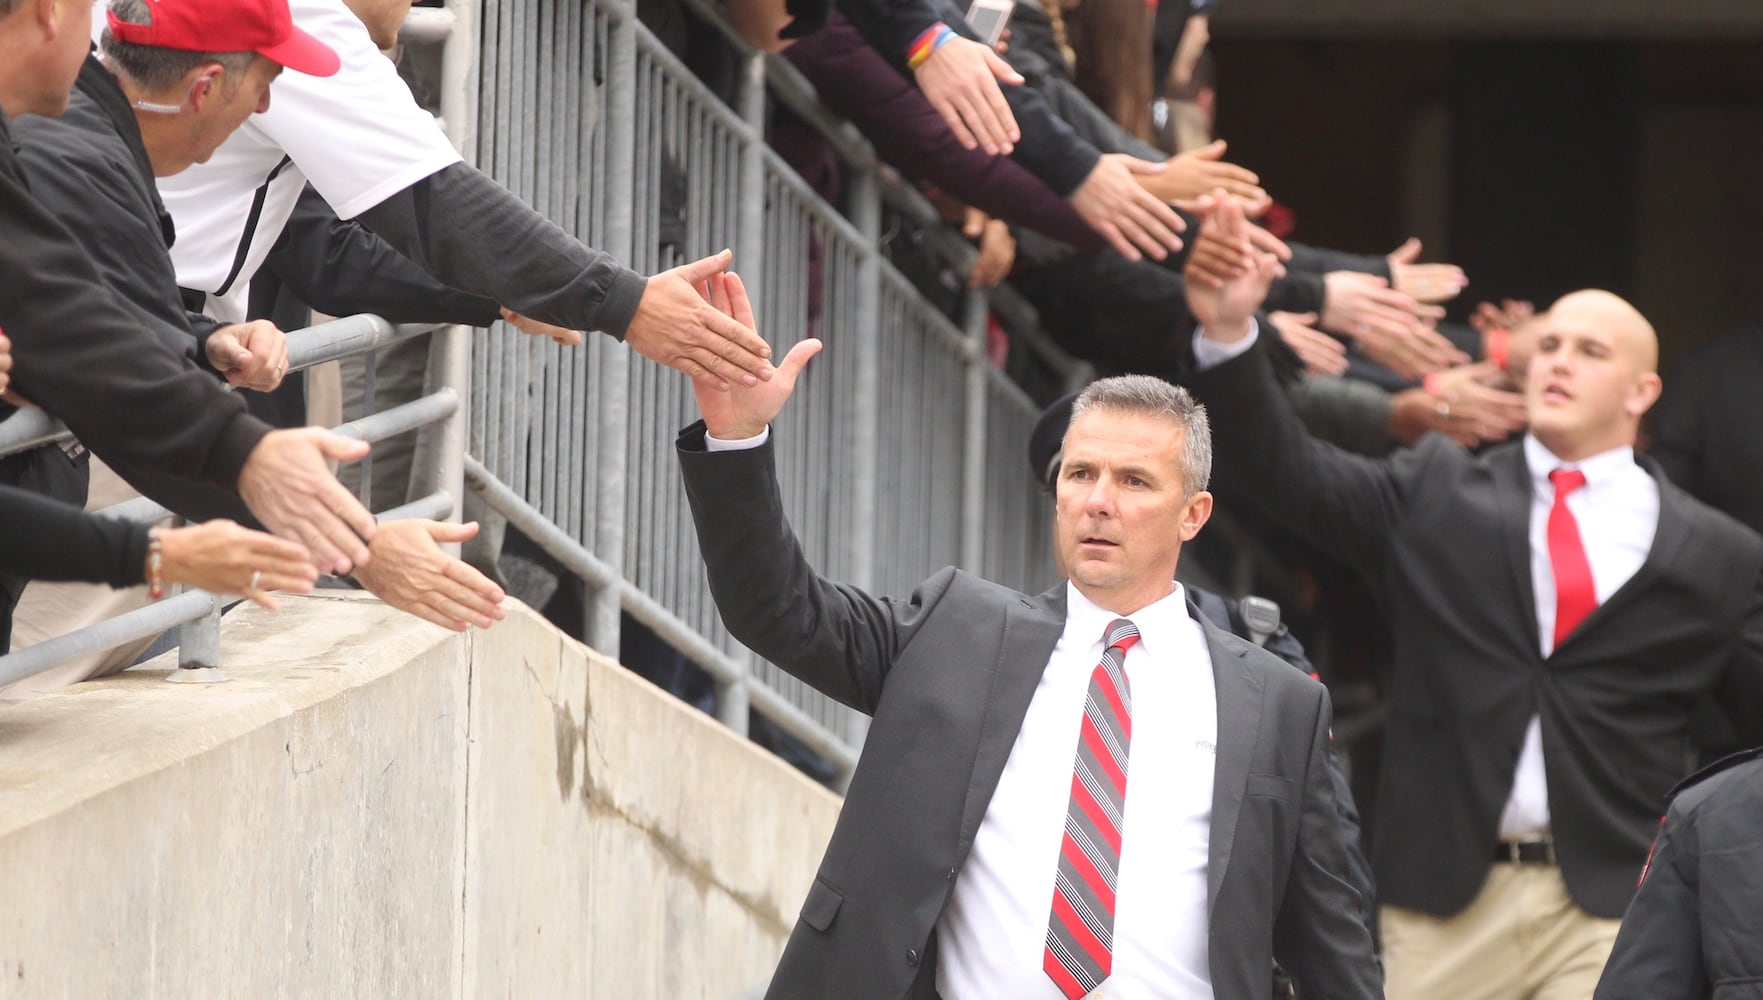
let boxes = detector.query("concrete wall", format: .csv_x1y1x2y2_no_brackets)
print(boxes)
0,592,841,999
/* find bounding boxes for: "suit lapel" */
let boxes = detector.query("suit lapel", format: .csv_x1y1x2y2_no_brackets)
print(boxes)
1202,607,1263,917
1553,455,1690,657
954,583,1067,859
1490,444,1542,632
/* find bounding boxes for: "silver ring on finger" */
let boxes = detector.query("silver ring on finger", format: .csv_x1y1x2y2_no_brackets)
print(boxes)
1436,400,1451,419
248,569,262,591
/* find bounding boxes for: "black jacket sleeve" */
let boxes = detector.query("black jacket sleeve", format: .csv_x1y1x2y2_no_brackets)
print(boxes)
0,484,149,588
264,185,502,327
355,163,648,338
0,119,268,491
1591,793,1707,998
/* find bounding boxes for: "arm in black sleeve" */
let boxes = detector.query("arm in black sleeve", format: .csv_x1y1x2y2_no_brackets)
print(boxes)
1262,269,1327,316
1287,241,1391,280
0,484,149,588
266,185,502,327
0,131,268,491
834,0,941,60
1591,795,1706,999
355,163,648,338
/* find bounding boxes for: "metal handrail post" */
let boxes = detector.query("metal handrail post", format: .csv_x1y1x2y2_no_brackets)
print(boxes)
959,292,989,573
174,592,224,674
588,0,637,658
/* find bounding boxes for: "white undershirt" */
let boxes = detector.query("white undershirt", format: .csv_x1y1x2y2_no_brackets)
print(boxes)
1188,326,1662,841
109,0,465,322
706,428,1220,995
937,583,1217,1000
1500,434,1657,838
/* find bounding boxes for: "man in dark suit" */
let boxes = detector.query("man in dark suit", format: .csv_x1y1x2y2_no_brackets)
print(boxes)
676,272,1378,999
1183,196,1763,998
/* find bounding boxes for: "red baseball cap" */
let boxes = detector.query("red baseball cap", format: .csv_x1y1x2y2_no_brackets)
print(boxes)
106,0,341,78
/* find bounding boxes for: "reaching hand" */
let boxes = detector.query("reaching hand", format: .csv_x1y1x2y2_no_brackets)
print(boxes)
691,273,822,440
1269,311,1348,376
237,427,376,575
914,35,1024,155
963,209,1016,288
352,519,508,632
206,320,290,392
1321,271,1464,378
155,519,317,610
1184,192,1283,337
1069,154,1187,262
625,250,776,390
0,329,11,397
1425,360,1529,443
1386,238,1467,305
1144,140,1268,213
501,308,584,346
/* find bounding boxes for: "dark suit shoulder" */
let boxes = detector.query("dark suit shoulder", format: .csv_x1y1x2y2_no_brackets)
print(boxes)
1203,617,1326,699
1668,747,1763,812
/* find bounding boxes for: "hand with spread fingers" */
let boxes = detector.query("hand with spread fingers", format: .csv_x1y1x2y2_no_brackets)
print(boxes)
1142,140,1268,214
1069,154,1188,262
1322,271,1465,378
1386,238,1468,305
690,272,822,441
501,307,584,346
626,250,777,390
1270,311,1348,377
351,519,509,632
154,519,318,610
237,428,377,575
914,35,1024,156
205,319,290,392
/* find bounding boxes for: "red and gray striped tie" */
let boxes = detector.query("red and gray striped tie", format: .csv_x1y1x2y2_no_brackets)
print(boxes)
1045,617,1140,999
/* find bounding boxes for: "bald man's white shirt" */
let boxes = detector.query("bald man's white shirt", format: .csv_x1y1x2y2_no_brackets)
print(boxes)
96,0,462,322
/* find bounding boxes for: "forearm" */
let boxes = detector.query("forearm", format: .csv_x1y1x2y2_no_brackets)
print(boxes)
0,485,149,588
268,185,502,327
1262,270,1327,316
357,163,647,338
1287,241,1390,279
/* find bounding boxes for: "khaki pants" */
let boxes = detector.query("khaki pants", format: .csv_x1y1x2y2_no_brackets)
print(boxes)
1382,863,1622,1000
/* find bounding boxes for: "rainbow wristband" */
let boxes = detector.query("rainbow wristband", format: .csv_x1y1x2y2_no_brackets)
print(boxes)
907,23,956,69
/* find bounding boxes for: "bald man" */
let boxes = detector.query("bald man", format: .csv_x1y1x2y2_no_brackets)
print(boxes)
1181,196,1763,999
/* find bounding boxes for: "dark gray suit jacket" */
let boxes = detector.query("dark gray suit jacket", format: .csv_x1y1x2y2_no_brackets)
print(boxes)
1189,341,1763,920
678,423,1381,1000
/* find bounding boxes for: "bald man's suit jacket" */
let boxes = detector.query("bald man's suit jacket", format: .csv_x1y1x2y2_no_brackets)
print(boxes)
1188,341,1763,921
677,423,1380,1000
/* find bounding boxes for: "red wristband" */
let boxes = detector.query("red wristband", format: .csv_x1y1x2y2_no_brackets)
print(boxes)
1423,372,1446,397
1486,327,1510,371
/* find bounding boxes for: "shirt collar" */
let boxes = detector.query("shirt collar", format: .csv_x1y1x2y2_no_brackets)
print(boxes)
1063,581,1192,661
1524,433,1636,497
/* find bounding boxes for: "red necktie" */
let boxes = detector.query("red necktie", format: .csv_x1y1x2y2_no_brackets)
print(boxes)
1045,618,1140,1000
1547,468,1597,649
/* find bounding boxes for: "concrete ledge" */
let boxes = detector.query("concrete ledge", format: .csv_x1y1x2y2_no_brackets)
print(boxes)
0,593,841,999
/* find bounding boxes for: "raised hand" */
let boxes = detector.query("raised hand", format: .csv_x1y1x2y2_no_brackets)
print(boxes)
155,519,317,610
1269,311,1348,376
1321,271,1465,378
914,36,1024,155
1069,154,1187,262
1144,140,1269,213
1386,238,1467,305
1184,192,1284,338
501,307,584,346
352,519,508,632
691,272,821,440
625,250,776,390
237,428,376,575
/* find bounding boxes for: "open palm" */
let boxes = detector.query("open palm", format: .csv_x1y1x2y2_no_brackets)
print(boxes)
692,273,822,440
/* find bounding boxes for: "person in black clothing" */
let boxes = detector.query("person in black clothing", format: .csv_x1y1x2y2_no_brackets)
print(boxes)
1592,747,1763,998
0,0,378,586
1648,322,1763,538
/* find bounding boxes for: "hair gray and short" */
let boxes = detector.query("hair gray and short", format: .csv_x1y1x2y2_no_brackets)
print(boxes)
101,0,256,93
1069,374,1213,496
0,0,23,22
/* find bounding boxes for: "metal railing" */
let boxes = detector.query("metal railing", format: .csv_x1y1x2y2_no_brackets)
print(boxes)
0,316,457,687
1,0,1091,782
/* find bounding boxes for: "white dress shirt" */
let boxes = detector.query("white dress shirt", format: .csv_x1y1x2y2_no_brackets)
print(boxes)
1498,435,1658,837
937,583,1218,1000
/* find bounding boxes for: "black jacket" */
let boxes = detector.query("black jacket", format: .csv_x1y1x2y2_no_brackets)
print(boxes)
0,64,268,492
1594,748,1763,999
1190,340,1763,919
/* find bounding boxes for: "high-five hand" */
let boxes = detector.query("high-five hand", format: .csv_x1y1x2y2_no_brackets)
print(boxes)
692,273,821,440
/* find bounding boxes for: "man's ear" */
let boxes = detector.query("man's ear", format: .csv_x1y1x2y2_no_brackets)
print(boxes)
182,64,225,112
1178,490,1213,542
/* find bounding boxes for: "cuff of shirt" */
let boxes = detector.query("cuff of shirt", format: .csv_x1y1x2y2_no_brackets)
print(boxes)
705,426,770,451
1191,319,1261,371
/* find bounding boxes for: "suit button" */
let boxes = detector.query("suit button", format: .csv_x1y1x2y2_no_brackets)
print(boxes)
947,868,958,881
906,949,920,967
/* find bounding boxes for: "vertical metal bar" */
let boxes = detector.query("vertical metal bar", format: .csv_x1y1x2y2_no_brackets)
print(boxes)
588,3,637,657
175,595,223,672
960,292,988,573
